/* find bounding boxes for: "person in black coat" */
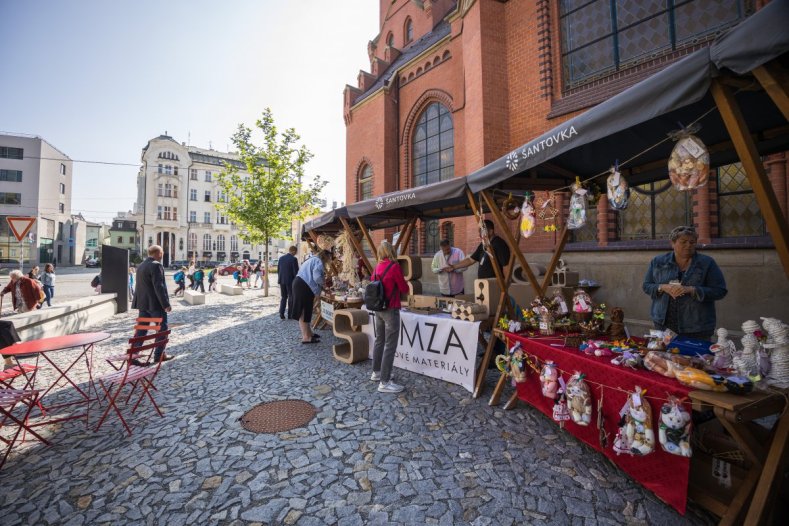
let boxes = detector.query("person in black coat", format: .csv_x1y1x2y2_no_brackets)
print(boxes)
277,246,300,320
132,245,173,363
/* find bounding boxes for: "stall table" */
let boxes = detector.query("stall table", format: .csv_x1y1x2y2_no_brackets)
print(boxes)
503,331,693,514
313,293,363,330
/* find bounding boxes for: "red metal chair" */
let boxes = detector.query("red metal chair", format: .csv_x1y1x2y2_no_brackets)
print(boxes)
105,317,164,370
0,364,39,391
94,330,170,435
0,388,50,469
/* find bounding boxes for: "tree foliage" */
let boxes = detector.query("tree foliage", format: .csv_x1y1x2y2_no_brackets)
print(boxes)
216,108,325,295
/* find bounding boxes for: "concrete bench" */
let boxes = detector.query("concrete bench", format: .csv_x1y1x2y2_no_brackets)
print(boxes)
184,290,206,305
332,308,369,364
219,284,244,296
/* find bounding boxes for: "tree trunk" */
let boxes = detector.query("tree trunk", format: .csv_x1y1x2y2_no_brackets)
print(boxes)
263,231,270,297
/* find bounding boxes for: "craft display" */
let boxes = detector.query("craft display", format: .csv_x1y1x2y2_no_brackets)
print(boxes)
495,341,529,383
613,387,655,456
668,126,710,191
606,307,626,339
733,322,760,379
606,166,630,210
502,193,521,220
709,327,735,370
566,372,592,426
540,360,559,399
567,179,588,230
552,289,569,316
658,397,692,457
535,194,559,232
532,297,558,336
578,304,606,337
763,317,789,388
520,196,536,238
611,351,642,370
571,289,592,321
334,230,362,287
674,367,726,391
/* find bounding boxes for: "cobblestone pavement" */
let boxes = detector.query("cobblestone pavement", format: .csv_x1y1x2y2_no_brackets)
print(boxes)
0,290,716,525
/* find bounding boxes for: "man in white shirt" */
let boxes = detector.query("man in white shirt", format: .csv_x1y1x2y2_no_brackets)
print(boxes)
431,239,466,297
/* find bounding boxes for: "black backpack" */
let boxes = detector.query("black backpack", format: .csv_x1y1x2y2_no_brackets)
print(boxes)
90,275,101,288
364,261,396,311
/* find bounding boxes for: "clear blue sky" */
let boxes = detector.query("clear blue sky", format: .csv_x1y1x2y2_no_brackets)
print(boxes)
0,0,379,223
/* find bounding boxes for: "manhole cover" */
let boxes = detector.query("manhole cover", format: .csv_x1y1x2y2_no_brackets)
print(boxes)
240,400,318,433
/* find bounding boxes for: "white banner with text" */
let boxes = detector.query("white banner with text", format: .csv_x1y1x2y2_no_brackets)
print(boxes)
361,310,479,393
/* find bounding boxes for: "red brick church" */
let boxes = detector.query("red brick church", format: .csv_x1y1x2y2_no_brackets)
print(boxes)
343,0,787,326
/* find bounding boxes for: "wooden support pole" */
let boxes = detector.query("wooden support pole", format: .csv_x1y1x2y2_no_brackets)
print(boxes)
339,217,374,275
480,190,542,297
503,390,519,410
753,62,789,121
744,407,789,525
356,218,377,260
711,80,789,278
398,218,416,255
539,225,570,295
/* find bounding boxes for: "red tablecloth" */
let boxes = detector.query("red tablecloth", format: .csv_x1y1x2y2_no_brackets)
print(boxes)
506,332,692,514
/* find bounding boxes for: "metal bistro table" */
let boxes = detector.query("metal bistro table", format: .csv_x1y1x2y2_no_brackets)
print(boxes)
1,332,112,428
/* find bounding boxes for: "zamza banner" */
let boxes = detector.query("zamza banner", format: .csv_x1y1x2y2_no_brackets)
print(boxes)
361,310,479,392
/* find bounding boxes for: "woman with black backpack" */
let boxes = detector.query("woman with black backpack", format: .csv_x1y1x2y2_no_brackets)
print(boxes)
370,240,408,394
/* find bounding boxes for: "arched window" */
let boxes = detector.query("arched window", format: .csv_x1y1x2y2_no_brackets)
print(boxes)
230,235,238,252
386,32,394,48
188,232,197,251
203,234,212,251
359,165,373,200
412,102,453,187
405,18,413,43
216,234,226,251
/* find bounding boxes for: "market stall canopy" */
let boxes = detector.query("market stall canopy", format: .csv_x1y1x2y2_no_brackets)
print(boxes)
346,176,472,229
300,207,348,239
466,0,789,193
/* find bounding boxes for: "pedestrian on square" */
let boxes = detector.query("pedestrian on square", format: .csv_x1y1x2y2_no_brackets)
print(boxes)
193,267,206,293
290,249,331,344
132,245,173,363
128,266,135,300
207,267,217,292
41,264,56,307
277,246,299,320
27,266,41,283
186,263,195,289
241,262,251,289
253,260,264,288
371,240,408,394
1,269,43,315
173,267,186,297
431,239,466,297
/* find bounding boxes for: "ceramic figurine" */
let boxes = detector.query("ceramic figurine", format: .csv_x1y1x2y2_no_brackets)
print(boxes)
658,397,692,457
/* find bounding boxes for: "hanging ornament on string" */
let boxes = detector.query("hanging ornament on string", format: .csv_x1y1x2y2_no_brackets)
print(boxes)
567,177,588,230
501,193,521,220
520,192,536,238
606,161,630,210
535,194,559,232
668,123,709,191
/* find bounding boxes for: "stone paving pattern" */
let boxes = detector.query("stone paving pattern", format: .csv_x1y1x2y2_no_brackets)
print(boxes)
0,288,717,525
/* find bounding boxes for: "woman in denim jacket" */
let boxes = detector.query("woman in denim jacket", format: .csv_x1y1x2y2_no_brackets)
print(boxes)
642,226,727,340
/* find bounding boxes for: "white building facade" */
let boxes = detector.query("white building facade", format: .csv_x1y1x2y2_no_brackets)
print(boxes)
136,134,280,267
0,132,75,267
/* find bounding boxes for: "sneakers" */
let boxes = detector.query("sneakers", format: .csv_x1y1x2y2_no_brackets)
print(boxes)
370,372,395,382
377,381,404,393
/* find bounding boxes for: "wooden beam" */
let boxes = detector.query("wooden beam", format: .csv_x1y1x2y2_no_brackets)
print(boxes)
539,225,570,295
711,80,789,278
753,62,789,121
356,218,377,260
397,218,416,255
744,407,789,525
481,190,542,297
339,217,374,275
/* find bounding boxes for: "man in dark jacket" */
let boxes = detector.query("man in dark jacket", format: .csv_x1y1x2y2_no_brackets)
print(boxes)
132,245,173,363
277,246,300,320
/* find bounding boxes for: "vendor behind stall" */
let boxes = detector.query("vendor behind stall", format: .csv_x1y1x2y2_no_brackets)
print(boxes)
642,226,727,340
431,239,466,296
450,220,510,279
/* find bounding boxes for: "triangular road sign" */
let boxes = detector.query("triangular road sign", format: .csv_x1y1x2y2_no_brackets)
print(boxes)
6,216,36,242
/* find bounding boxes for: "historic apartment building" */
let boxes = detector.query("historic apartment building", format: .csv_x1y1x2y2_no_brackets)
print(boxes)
344,0,786,258
135,135,269,267
0,132,75,266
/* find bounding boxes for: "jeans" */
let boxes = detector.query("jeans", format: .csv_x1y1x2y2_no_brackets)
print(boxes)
134,309,169,361
280,281,293,317
194,280,205,293
43,285,54,306
372,309,400,383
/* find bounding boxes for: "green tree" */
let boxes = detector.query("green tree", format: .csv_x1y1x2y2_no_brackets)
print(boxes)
216,108,325,296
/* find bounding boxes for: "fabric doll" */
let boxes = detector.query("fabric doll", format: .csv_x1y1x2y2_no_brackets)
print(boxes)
658,397,692,457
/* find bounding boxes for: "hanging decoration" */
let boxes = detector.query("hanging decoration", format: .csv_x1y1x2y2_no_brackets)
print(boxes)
520,194,536,238
668,124,709,191
502,193,521,220
658,397,692,457
606,162,630,210
540,360,559,399
566,372,593,426
613,386,655,456
535,194,559,232
316,234,335,251
567,177,588,230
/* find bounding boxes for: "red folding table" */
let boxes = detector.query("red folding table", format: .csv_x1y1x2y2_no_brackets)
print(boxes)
0,332,111,428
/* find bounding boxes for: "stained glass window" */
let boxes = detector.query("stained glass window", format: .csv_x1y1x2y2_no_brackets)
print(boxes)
619,181,689,240
412,102,453,188
717,163,765,237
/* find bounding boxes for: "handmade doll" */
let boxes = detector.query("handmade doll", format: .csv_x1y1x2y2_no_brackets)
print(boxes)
540,361,559,399
613,387,655,456
566,372,592,426
520,197,536,238
606,166,630,210
658,397,692,457
567,180,588,230
572,289,592,314
710,327,735,371
552,288,569,315
763,317,789,388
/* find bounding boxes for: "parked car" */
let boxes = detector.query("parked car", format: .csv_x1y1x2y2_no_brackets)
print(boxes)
85,258,101,268
218,262,244,276
169,260,188,270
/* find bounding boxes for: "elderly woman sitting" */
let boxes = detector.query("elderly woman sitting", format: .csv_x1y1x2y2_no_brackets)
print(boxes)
1,269,43,315
642,226,727,340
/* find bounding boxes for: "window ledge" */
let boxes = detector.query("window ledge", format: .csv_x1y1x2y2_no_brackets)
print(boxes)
565,236,774,252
